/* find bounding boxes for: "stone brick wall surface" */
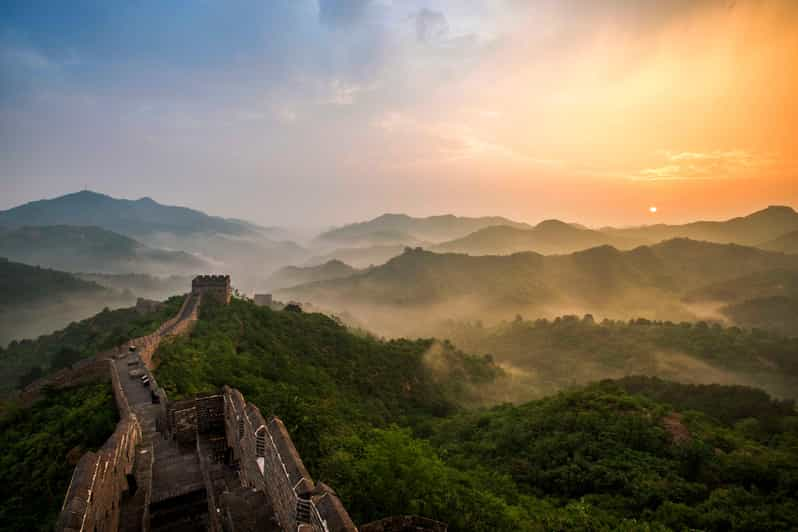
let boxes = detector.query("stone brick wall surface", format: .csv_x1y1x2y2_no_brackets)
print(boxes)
53,293,200,532
55,362,142,532
21,294,199,405
221,386,357,532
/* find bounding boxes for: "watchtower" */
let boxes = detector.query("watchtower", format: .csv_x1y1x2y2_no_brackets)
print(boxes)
191,275,232,304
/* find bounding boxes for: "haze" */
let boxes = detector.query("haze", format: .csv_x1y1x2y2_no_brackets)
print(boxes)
2,0,797,229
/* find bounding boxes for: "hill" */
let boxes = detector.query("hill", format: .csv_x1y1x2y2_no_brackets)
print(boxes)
0,225,208,274
280,239,798,336
683,269,798,335
720,297,798,337
0,190,257,238
418,379,798,531
75,272,191,300
5,296,798,530
263,259,360,291
316,213,532,246
149,300,798,530
304,244,408,268
0,295,184,395
434,219,634,255
0,383,118,531
685,269,798,304
604,205,798,246
440,315,798,400
758,229,798,254
0,259,136,347
0,192,309,291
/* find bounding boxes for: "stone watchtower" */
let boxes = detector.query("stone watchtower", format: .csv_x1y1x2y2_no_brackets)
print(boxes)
192,274,232,304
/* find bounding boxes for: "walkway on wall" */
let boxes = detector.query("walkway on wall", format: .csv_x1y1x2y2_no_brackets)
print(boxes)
113,318,277,531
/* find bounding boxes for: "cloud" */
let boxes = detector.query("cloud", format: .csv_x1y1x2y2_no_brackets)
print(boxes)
322,79,378,105
318,0,372,27
414,8,449,43
636,150,779,180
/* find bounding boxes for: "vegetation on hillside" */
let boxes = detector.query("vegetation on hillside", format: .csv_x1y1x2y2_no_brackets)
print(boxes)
153,298,798,530
280,240,798,337
440,315,798,400
0,382,117,532
155,298,499,468
0,295,184,395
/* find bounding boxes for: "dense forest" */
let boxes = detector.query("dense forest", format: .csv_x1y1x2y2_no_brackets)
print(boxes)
0,295,184,395
439,314,798,401
151,298,798,531
3,295,797,530
0,383,118,531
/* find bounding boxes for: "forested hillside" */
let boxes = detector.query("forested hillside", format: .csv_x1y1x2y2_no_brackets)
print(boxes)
433,219,633,256
440,315,798,400
264,259,360,291
0,383,118,531
0,296,184,395
280,240,798,336
154,298,500,468
150,298,798,531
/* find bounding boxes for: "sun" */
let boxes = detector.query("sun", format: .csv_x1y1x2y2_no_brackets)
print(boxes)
649,206,658,213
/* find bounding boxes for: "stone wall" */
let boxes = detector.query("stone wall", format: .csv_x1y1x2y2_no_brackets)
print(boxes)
220,386,358,532
54,293,201,532
55,361,142,532
20,293,199,405
191,275,231,304
136,293,200,369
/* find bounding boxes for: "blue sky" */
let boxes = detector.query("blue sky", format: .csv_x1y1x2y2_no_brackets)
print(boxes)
1,1,796,228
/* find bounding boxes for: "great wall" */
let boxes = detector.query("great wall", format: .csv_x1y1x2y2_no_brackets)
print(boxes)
21,275,445,532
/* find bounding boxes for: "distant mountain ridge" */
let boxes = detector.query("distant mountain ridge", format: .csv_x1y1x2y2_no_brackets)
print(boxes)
312,206,798,265
0,259,133,346
0,191,310,291
758,229,798,254
604,206,798,246
280,238,798,335
0,225,208,274
0,190,261,238
433,219,635,256
317,213,532,246
264,259,360,291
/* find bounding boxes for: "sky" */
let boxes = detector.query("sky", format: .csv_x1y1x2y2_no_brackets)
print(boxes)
1,0,797,229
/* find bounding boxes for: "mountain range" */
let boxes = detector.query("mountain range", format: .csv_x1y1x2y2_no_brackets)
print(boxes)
0,190,258,238
263,259,361,291
0,258,133,345
308,206,798,267
279,239,798,336
316,213,532,246
603,205,798,247
433,219,635,255
0,191,308,288
758,229,798,254
0,225,208,274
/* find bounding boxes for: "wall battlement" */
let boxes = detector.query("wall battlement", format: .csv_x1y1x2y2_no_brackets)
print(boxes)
191,274,231,304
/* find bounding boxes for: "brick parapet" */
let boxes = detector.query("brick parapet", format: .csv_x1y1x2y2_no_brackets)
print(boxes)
53,292,201,532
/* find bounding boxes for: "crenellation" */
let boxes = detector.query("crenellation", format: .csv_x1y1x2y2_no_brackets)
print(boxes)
191,274,232,304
